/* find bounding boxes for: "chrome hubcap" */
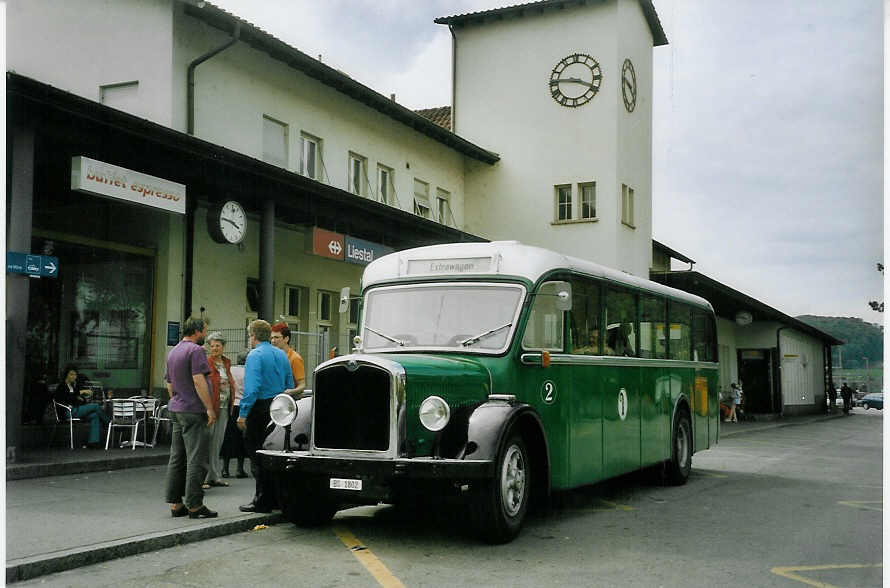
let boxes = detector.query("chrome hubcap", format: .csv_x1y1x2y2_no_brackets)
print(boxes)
500,444,526,517
677,422,690,469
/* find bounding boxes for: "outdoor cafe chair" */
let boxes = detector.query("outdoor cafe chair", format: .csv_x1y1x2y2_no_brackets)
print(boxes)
49,399,81,450
150,403,172,447
105,398,151,450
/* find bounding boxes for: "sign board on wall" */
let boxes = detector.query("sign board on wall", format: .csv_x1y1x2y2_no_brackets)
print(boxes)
71,156,186,215
6,252,59,278
311,227,345,260
344,236,393,266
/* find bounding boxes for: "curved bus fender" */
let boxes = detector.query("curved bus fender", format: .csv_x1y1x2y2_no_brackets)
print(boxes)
671,393,693,453
464,400,551,501
263,395,314,451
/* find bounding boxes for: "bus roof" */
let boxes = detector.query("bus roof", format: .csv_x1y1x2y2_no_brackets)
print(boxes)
362,241,714,311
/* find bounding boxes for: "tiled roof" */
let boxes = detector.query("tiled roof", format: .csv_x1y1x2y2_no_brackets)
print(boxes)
435,0,668,47
414,106,452,131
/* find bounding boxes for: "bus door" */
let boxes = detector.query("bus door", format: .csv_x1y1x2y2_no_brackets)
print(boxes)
602,288,642,479
519,280,573,489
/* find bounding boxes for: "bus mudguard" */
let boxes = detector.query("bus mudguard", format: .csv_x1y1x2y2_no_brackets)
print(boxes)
463,400,551,499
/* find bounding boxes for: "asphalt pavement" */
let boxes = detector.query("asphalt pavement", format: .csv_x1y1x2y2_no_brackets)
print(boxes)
4,411,850,584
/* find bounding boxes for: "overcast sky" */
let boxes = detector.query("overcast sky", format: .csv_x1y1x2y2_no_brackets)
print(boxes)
214,0,883,323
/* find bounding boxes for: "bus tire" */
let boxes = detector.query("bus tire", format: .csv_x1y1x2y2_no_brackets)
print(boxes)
471,433,530,544
665,412,692,485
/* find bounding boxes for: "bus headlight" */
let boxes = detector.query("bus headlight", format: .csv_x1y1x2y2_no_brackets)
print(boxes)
269,393,297,427
419,395,450,432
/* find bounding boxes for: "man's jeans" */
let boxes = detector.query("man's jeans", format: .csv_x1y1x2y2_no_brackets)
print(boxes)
165,411,210,509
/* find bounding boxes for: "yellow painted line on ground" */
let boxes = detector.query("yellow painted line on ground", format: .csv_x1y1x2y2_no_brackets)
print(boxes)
333,526,406,588
692,470,728,478
771,563,882,587
563,498,636,513
837,500,883,512
597,498,635,511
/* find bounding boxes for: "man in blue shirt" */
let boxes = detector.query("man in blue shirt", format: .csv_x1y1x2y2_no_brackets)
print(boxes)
237,319,294,512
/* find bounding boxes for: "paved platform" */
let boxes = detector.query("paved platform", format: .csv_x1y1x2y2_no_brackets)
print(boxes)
4,410,848,583
6,463,281,583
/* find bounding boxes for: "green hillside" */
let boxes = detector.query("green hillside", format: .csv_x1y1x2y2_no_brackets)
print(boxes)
796,315,883,369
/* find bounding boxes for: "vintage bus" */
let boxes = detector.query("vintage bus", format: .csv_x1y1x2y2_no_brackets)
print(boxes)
260,241,719,543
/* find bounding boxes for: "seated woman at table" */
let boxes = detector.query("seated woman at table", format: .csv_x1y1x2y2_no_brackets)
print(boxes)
55,364,109,449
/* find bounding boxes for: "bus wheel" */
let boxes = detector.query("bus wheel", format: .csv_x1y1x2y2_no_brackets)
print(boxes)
665,413,692,485
472,434,530,544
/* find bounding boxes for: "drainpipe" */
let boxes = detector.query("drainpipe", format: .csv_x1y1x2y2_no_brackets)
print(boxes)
776,326,788,417
183,21,240,320
448,25,456,132
187,21,240,135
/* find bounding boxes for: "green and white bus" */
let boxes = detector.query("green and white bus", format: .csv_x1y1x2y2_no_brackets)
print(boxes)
261,241,719,543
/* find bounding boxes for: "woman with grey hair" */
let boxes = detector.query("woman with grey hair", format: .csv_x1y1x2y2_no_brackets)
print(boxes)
203,331,235,488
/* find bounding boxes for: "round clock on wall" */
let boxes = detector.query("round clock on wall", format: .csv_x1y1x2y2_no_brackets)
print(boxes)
207,200,246,244
621,58,637,113
549,53,602,107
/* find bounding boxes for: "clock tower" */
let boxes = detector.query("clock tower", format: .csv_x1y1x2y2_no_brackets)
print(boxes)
437,0,666,278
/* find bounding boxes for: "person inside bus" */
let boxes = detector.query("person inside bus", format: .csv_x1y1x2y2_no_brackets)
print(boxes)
606,323,633,356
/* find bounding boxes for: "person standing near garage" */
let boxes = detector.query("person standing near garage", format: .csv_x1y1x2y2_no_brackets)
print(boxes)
237,319,294,513
840,381,853,415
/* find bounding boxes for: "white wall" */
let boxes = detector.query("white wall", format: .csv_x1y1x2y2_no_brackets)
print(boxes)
7,0,175,126
779,329,825,407
457,0,653,277
172,11,468,225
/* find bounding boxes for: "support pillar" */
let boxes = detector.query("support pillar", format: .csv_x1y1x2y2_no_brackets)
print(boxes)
7,125,35,462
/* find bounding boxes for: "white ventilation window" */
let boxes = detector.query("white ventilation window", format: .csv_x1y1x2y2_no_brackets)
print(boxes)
301,133,322,179
621,184,635,228
580,182,596,219
377,164,393,204
555,185,572,221
436,188,451,225
263,115,288,168
349,152,367,196
413,178,430,218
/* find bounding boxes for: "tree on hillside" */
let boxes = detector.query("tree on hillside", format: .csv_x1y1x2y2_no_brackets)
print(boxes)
796,315,883,370
868,262,883,312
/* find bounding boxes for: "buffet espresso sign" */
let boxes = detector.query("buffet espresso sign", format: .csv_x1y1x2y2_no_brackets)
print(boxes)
71,156,186,215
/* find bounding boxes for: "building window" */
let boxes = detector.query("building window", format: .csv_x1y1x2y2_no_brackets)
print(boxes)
318,291,332,323
262,115,288,168
377,164,393,204
414,178,430,218
349,298,360,324
284,285,303,319
301,133,321,180
621,184,635,228
580,182,596,219
348,152,367,196
436,188,451,225
555,185,572,221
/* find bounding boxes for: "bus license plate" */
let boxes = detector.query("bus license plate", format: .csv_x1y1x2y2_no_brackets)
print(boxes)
330,478,362,491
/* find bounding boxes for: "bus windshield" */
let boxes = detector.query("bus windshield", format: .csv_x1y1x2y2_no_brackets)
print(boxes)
361,283,525,352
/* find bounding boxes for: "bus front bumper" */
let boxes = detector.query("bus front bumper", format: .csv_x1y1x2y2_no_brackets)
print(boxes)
258,450,495,502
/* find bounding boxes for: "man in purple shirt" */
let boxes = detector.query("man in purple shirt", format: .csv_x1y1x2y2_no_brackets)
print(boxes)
164,318,218,519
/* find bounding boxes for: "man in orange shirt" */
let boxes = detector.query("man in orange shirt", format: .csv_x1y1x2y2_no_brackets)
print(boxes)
270,323,306,397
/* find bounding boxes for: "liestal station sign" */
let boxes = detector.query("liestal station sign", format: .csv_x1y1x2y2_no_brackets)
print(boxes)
309,227,392,266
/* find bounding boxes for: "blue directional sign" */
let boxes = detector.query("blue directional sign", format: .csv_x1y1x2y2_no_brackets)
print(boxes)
7,252,60,278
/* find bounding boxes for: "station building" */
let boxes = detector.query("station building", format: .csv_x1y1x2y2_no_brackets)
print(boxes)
5,0,837,457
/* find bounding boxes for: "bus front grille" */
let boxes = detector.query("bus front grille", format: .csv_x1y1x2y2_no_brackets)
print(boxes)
313,363,391,451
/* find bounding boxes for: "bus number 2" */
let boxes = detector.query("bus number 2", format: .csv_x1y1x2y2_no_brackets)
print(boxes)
541,381,557,404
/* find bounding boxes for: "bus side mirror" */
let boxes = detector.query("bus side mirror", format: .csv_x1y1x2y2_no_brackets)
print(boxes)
339,287,350,314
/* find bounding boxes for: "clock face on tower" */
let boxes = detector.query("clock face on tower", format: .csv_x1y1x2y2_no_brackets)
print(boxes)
208,200,246,244
549,53,602,108
622,58,637,113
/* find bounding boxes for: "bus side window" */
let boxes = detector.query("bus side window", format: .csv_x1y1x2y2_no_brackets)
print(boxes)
570,277,601,355
692,309,716,362
604,287,638,357
640,294,666,359
668,301,691,360
522,281,566,352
